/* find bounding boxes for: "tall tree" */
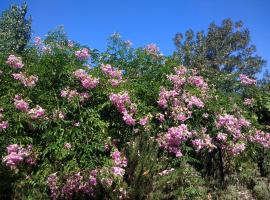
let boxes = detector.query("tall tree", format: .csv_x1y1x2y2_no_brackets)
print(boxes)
173,19,265,76
0,3,32,53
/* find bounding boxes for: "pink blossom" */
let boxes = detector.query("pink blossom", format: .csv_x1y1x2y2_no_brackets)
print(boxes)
249,130,270,148
64,143,72,150
188,76,208,89
111,149,127,167
174,66,187,75
47,173,59,200
0,121,9,131
187,96,204,108
2,144,34,170
139,116,149,126
14,97,29,112
34,36,42,46
156,113,165,122
81,76,99,89
239,74,256,85
75,48,90,60
145,43,159,56
12,72,38,87
216,132,227,142
111,167,125,176
243,98,254,106
6,55,24,69
159,124,191,157
28,105,45,119
122,112,135,126
229,143,246,156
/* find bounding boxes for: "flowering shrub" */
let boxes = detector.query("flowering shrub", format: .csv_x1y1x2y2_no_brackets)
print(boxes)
0,31,270,200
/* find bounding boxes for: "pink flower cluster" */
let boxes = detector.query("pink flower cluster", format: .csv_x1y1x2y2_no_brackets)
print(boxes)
2,144,35,170
6,55,24,69
14,95,45,119
48,170,97,199
60,87,90,102
156,113,165,122
0,120,9,132
158,124,192,157
75,48,90,60
249,130,270,148
139,116,149,126
34,36,42,46
73,69,99,89
101,64,123,87
111,149,127,177
216,114,250,139
243,98,254,106
47,173,59,200
109,92,136,126
0,109,9,132
52,110,65,120
28,105,45,119
157,66,206,124
187,96,204,108
145,43,160,56
228,143,246,156
12,72,38,87
157,88,178,108
192,134,216,152
188,76,208,89
239,74,256,85
14,95,29,112
215,114,251,155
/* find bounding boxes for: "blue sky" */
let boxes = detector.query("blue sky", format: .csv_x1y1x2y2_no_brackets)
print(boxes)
1,0,270,74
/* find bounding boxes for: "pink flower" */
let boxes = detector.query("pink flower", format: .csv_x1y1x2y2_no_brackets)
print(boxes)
187,96,204,108
47,173,59,200
176,113,187,122
28,105,45,119
111,167,125,176
249,130,270,148
139,116,149,126
122,112,135,126
14,96,29,112
34,36,42,46
216,132,227,142
145,43,159,56
75,48,90,60
0,121,9,131
2,144,34,170
64,143,72,150
159,124,191,157
243,98,254,106
239,74,256,85
229,143,246,156
101,64,123,86
81,76,99,89
156,113,165,122
6,55,24,69
188,76,208,89
12,72,38,87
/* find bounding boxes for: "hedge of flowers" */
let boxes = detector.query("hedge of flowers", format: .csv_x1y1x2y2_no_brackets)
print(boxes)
0,34,270,199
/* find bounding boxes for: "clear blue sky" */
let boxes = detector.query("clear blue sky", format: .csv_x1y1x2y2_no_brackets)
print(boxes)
1,0,270,74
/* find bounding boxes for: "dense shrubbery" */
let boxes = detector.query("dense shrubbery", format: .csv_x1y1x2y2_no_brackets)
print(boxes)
1,3,270,200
